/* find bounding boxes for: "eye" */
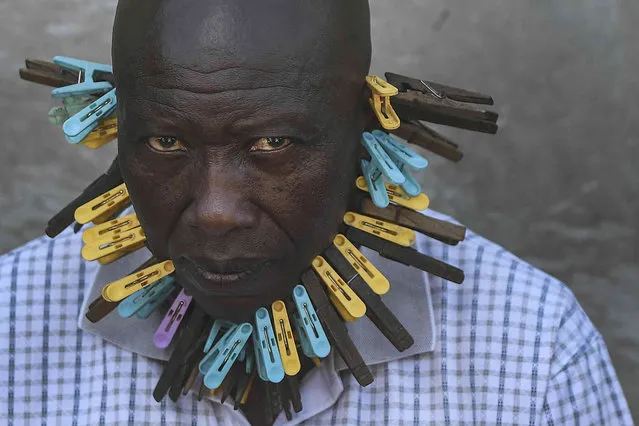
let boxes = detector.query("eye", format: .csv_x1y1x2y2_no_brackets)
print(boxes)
249,137,292,153
146,136,186,153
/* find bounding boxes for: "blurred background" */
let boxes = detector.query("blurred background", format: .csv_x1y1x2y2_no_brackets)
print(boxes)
1,0,637,417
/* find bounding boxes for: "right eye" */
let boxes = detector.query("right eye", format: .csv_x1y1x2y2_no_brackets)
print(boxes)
146,136,187,153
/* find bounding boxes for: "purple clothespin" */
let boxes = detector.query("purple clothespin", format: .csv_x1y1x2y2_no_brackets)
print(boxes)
153,288,193,349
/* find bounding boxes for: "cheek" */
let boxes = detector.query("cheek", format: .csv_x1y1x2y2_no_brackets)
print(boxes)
253,145,357,244
118,144,191,255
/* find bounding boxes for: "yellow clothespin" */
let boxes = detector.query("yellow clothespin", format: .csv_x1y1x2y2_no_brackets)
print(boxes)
343,211,416,247
332,234,390,295
271,300,301,376
311,256,366,322
82,117,118,149
74,183,130,225
356,176,429,211
81,227,146,261
96,246,144,265
366,75,401,130
81,213,140,243
101,260,175,302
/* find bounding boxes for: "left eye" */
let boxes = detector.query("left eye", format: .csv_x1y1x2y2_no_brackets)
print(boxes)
147,136,186,153
249,137,292,152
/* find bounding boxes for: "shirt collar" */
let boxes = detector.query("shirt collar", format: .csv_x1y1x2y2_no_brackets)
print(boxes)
77,234,437,370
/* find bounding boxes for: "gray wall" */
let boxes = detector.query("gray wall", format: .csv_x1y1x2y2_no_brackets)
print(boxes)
1,0,637,418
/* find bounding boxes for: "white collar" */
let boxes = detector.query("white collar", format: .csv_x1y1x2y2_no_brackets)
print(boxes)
77,233,437,371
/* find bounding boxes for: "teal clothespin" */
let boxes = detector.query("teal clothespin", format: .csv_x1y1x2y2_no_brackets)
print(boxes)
253,308,285,383
360,158,389,208
118,276,176,318
372,130,428,196
204,319,237,353
361,131,405,184
51,56,113,98
62,88,117,144
135,280,177,320
199,323,252,389
291,285,330,359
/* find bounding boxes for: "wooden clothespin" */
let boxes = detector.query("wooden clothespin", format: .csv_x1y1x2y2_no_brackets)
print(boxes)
385,72,498,134
346,227,465,284
358,197,467,245
323,243,414,352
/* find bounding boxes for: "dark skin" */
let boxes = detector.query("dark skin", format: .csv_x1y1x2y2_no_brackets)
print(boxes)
113,0,370,423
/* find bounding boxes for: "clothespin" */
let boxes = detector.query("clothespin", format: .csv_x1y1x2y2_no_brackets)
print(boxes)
46,157,123,238
391,121,464,163
219,361,245,404
117,276,176,318
199,323,253,389
291,285,330,359
82,117,118,149
182,363,202,396
234,366,256,410
154,305,210,402
154,288,193,348
74,182,130,225
323,245,414,352
311,256,366,322
169,328,209,402
300,269,373,387
48,95,95,125
384,72,498,134
356,173,430,211
81,226,146,261
62,88,117,144
101,260,175,302
50,56,113,98
271,300,301,376
332,234,389,294
135,282,176,319
265,382,284,420
284,375,303,413
19,59,80,88
204,319,237,352
371,130,428,197
253,308,285,383
81,213,140,243
85,257,157,322
366,75,401,130
343,211,416,247
346,227,464,284
358,197,467,245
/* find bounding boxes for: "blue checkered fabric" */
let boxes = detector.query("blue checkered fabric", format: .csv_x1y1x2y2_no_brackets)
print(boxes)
0,211,632,425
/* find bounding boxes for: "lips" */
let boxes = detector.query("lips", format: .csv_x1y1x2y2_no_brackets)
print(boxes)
176,256,272,294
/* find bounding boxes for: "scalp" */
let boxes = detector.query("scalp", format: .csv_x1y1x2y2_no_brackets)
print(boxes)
111,0,372,90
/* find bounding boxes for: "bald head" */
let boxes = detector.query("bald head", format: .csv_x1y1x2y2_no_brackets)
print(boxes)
112,0,371,93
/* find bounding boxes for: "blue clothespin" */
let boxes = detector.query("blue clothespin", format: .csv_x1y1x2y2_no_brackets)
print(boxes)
135,280,177,320
361,132,405,184
204,319,237,353
372,130,428,196
199,323,252,389
360,159,389,208
253,308,285,383
361,131,406,208
62,88,117,144
291,285,330,359
118,276,176,318
51,56,113,98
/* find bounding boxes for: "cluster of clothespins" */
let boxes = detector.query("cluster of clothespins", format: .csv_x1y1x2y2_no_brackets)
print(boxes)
19,56,498,420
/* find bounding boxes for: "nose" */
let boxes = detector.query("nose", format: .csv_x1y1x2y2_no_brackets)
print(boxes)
183,169,259,237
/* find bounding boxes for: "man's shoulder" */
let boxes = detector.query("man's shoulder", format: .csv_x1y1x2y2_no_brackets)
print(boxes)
420,210,591,353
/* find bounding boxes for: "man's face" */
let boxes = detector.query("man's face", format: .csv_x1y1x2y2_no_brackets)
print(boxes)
115,20,367,320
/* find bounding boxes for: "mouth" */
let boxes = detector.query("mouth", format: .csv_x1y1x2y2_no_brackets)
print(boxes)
177,256,272,295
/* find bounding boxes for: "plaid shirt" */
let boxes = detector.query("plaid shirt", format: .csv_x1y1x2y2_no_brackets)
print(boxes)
0,210,632,425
